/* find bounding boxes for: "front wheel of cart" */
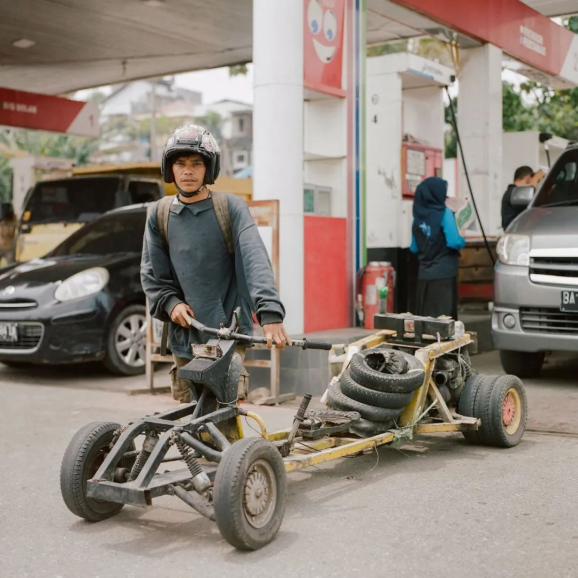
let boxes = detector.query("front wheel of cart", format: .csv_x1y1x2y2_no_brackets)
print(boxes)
60,421,133,522
213,437,287,551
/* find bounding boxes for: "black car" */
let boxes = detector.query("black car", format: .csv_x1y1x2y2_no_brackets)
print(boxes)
0,205,149,375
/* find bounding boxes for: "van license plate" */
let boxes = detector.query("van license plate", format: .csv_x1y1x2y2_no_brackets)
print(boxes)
561,290,578,312
0,322,18,343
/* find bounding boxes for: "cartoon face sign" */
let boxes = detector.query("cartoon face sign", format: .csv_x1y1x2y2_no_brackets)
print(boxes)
307,0,339,63
304,0,345,95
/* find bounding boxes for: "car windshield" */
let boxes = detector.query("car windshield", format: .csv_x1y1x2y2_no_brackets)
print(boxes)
534,149,578,207
50,210,146,257
23,177,121,224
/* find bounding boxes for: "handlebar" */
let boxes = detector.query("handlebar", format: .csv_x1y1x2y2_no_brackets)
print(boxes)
185,310,332,351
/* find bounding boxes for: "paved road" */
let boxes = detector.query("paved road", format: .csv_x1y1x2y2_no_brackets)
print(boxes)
0,352,577,578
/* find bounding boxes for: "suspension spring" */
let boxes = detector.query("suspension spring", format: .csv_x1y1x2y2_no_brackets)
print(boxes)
176,439,203,478
128,432,157,481
176,437,211,493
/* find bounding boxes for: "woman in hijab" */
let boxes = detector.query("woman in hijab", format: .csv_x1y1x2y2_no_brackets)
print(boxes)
409,177,466,319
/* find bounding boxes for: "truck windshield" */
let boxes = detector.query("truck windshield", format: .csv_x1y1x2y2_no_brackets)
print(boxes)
51,210,146,257
534,149,578,208
23,177,121,224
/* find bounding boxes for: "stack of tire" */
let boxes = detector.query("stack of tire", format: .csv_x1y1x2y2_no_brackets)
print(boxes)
326,348,425,437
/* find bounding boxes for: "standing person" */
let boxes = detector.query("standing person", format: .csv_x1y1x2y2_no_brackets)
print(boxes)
501,165,545,230
410,177,466,319
141,124,290,403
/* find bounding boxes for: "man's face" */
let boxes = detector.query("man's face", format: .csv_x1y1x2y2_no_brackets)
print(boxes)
172,154,207,193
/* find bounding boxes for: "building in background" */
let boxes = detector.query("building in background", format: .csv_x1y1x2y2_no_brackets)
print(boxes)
93,78,252,177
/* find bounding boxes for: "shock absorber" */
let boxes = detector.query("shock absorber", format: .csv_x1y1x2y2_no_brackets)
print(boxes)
128,431,158,481
281,394,312,457
176,438,211,493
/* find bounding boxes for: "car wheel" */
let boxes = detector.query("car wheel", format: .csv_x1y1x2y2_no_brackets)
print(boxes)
104,304,147,376
499,350,544,378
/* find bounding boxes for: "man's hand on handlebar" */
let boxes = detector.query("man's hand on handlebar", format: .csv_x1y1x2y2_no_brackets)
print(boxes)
170,303,195,328
263,323,292,349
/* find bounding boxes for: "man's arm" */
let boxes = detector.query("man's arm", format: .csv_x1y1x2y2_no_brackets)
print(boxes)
140,207,184,322
228,197,288,346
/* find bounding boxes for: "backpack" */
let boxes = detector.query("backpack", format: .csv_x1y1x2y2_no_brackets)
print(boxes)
151,192,235,354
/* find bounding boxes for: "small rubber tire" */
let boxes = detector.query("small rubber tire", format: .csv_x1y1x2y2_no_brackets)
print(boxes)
213,438,287,551
60,421,124,522
477,374,527,447
326,381,404,422
340,369,413,409
499,350,544,379
349,417,395,437
349,349,425,393
103,304,147,376
458,373,491,444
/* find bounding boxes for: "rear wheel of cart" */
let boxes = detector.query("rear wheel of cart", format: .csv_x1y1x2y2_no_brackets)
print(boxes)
213,438,286,551
459,374,527,447
499,349,544,378
479,374,527,447
60,421,133,522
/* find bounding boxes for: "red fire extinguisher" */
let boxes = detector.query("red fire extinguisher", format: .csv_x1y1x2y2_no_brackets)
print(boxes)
361,261,396,329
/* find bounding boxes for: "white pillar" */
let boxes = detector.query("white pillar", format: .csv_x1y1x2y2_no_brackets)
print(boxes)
253,0,304,334
458,45,503,237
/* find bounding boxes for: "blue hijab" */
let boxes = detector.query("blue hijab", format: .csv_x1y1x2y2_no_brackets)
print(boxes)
412,177,448,243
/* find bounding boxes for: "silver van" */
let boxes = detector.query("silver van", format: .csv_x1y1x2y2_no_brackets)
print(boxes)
492,144,578,377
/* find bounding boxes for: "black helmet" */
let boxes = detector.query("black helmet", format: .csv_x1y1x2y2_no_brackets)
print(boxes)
161,124,220,185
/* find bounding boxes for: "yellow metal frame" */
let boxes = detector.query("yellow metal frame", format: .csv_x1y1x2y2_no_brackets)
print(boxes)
239,330,479,474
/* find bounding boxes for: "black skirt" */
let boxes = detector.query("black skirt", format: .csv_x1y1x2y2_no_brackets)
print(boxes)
415,277,458,320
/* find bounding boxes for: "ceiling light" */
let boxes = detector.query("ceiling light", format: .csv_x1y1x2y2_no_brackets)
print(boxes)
12,38,36,49
142,0,165,7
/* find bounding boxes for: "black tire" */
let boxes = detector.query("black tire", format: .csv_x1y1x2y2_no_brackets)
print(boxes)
459,374,527,447
60,421,125,522
103,304,147,376
340,369,413,409
326,381,404,422
349,349,424,393
349,417,395,437
499,350,544,378
478,375,527,447
213,438,287,551
458,373,491,444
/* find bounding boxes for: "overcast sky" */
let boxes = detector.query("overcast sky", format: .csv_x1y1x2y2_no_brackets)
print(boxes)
174,65,253,104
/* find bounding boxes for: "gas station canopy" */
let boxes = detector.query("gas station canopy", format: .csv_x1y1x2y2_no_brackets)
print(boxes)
0,0,576,95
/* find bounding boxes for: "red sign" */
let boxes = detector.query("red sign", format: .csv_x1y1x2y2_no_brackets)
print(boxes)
0,88,99,137
304,0,346,96
392,0,578,85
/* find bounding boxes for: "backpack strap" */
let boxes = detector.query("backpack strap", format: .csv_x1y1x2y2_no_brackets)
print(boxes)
155,195,173,248
212,191,235,255
155,192,234,255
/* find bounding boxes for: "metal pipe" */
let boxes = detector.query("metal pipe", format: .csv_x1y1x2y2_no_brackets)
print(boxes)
179,432,222,463
240,410,269,439
169,485,215,521
204,422,231,451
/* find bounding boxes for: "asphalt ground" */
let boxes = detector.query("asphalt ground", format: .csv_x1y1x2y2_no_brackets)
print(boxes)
0,351,577,578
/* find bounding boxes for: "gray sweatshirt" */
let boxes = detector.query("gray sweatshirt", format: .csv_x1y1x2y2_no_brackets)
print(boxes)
141,194,284,359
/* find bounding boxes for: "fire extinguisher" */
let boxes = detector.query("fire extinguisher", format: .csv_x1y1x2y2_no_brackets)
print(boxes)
360,261,396,329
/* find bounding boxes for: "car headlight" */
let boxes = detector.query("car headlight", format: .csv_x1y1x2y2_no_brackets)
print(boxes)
496,234,530,266
55,267,109,302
